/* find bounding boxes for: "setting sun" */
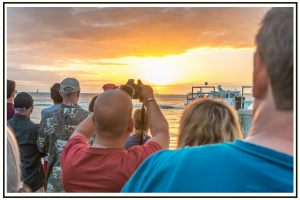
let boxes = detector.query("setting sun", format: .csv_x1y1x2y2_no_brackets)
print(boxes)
143,65,176,85
6,6,270,94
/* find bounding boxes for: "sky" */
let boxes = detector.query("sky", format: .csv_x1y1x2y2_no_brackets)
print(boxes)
6,5,271,94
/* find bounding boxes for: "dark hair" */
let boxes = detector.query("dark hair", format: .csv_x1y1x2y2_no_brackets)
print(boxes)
256,7,293,110
50,83,63,103
7,80,15,99
89,95,98,112
133,108,149,139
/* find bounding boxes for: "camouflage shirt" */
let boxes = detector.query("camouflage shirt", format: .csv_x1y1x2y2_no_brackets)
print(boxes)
37,103,94,193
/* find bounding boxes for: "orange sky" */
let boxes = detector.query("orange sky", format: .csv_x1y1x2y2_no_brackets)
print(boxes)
6,6,271,94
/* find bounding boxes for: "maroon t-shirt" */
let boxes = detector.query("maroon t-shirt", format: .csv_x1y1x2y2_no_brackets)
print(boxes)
7,103,15,121
61,135,162,192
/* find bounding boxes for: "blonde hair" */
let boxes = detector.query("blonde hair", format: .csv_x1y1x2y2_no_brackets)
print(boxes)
7,127,21,192
177,99,243,148
133,108,149,139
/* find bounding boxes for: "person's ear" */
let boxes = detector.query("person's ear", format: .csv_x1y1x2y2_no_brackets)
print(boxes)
92,114,95,127
128,118,134,133
59,91,63,98
253,52,269,99
77,90,80,97
12,92,15,98
31,106,34,113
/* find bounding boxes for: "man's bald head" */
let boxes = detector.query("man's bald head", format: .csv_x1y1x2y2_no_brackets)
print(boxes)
94,89,133,137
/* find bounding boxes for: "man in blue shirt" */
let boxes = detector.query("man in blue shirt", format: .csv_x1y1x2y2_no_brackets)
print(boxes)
41,83,63,119
122,7,294,193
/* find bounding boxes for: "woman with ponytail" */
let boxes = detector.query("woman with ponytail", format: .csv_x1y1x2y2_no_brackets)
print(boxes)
124,108,152,150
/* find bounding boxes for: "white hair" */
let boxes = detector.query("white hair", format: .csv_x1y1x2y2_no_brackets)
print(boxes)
15,106,32,114
7,127,21,192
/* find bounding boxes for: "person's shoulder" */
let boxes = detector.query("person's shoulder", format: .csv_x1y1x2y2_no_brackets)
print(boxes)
77,105,91,117
42,105,60,116
22,118,39,133
41,106,61,119
62,135,88,155
50,104,62,112
128,135,138,141
144,134,151,142
7,118,13,125
41,107,48,112
7,119,14,130
69,135,88,144
41,106,50,114
145,142,237,165
78,105,91,114
126,141,163,159
180,142,238,157
40,111,51,122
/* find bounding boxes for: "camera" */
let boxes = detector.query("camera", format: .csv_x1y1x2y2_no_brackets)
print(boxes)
121,79,143,100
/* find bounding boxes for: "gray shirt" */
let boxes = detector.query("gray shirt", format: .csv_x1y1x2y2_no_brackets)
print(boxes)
37,103,93,193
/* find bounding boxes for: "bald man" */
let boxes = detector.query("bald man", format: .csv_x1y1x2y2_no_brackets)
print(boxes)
60,84,169,192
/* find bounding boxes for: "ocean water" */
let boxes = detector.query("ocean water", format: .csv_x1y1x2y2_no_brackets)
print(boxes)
27,93,186,150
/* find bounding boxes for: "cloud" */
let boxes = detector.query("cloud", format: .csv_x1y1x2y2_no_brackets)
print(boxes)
6,7,270,68
7,66,112,87
73,60,128,66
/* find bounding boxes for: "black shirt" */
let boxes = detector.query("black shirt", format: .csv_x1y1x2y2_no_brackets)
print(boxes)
7,114,46,192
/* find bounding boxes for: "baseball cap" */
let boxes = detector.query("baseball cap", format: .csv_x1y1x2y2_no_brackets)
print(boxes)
14,92,34,111
103,84,117,91
60,78,80,93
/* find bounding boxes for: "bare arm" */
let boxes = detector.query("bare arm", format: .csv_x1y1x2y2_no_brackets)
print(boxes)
138,80,170,149
145,101,170,149
70,113,96,141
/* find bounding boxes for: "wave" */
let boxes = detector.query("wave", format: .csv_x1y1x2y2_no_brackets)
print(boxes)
158,105,184,110
34,103,54,107
34,102,183,110
134,103,183,110
80,103,184,110
133,103,143,108
78,103,90,108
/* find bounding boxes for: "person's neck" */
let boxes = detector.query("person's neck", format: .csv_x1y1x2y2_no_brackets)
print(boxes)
7,97,14,104
15,111,31,119
129,132,135,136
245,100,294,156
93,133,127,150
129,128,136,136
63,99,78,104
54,102,62,105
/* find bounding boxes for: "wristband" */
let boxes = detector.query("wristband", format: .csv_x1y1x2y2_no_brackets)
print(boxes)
147,98,156,103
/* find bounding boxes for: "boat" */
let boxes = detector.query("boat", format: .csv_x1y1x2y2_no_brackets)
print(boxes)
185,83,253,110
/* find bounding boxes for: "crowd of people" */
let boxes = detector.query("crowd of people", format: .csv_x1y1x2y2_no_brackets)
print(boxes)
6,7,294,193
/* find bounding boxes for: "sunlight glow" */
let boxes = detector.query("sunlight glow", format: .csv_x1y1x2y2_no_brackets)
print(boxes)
143,65,175,85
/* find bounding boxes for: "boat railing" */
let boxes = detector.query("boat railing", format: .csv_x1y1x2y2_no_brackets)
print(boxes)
241,86,253,109
188,86,216,100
